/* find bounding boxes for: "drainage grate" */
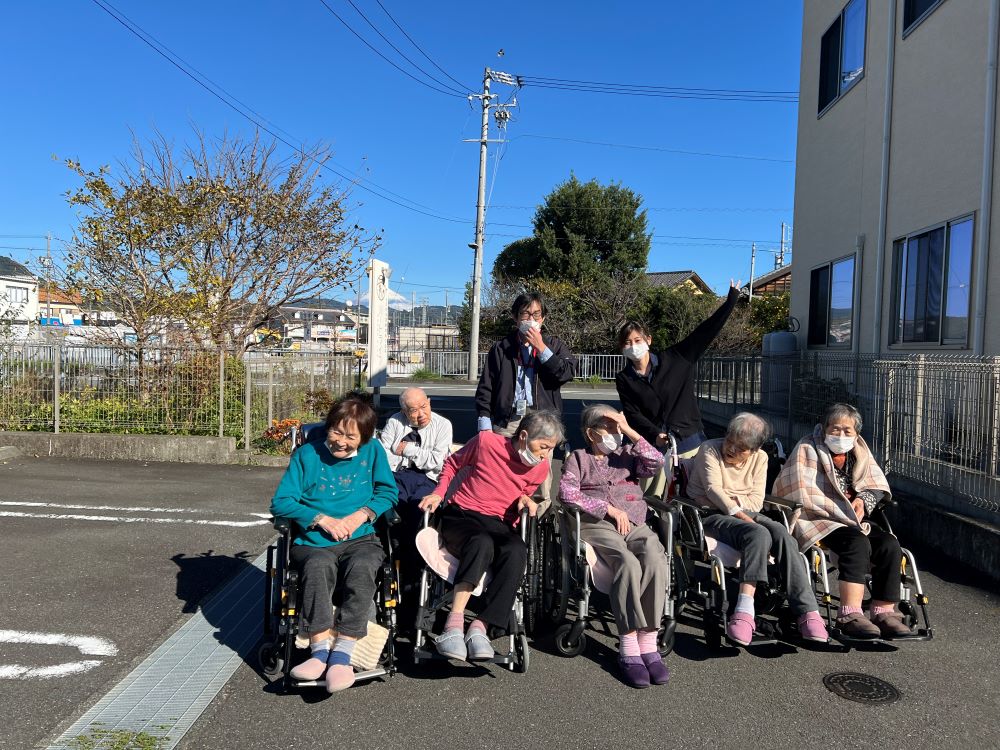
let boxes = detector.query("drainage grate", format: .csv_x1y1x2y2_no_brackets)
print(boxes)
823,672,902,704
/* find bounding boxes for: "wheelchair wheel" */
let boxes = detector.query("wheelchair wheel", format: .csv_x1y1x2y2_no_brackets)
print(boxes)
658,619,676,656
257,641,284,678
898,599,918,629
524,519,541,636
514,633,530,674
553,622,588,657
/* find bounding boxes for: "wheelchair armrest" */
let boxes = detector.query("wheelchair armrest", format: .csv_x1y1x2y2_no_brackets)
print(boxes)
272,517,291,534
763,494,802,511
382,508,402,526
643,496,674,516
667,496,713,516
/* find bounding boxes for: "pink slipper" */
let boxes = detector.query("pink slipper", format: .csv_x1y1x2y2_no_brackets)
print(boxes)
798,611,829,642
290,655,329,681
325,663,356,693
727,612,756,646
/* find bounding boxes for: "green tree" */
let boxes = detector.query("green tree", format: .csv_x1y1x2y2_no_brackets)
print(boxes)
493,175,651,286
63,129,378,353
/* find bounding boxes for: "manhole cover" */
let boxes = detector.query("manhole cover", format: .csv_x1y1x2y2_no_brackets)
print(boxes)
823,672,902,704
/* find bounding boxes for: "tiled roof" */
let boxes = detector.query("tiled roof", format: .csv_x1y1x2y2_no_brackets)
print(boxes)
0,255,34,280
646,270,713,293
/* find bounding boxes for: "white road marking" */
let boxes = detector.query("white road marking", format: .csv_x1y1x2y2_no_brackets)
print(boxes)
0,511,270,527
0,501,272,518
0,630,118,680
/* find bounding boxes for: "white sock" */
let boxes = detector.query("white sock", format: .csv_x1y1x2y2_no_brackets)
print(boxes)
735,593,755,617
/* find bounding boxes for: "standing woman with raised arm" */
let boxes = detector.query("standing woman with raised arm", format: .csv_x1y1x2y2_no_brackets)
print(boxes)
615,281,742,495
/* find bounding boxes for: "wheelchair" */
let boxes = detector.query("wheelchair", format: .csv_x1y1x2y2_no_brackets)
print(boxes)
411,507,532,672
807,498,933,647
530,493,678,658
664,435,828,650
257,511,401,691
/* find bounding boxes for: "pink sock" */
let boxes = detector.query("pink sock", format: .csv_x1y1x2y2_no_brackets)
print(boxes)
871,604,895,617
620,632,640,657
839,605,862,618
445,610,465,632
637,630,658,655
468,619,487,634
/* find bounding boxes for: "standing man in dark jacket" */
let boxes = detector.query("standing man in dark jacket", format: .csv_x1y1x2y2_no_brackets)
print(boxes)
475,292,576,499
615,281,742,495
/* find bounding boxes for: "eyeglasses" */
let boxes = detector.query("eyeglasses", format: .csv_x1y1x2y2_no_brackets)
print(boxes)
519,311,544,321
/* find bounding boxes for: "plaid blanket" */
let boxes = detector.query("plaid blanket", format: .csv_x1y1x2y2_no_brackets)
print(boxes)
773,425,892,551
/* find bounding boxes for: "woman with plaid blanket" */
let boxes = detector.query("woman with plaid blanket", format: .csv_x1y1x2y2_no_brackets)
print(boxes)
774,403,913,640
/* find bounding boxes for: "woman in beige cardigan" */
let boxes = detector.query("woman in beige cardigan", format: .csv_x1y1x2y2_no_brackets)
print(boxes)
686,413,828,646
773,403,912,640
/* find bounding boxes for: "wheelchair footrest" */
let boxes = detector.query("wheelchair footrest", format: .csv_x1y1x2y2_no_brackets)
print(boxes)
290,667,389,688
413,644,516,665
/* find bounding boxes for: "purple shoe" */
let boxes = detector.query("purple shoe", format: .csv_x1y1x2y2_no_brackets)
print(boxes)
618,655,650,689
640,652,670,685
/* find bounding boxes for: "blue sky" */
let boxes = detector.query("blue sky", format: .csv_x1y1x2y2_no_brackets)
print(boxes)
0,1,802,307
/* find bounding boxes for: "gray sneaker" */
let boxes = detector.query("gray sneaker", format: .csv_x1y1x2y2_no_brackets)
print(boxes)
434,628,467,660
464,630,496,661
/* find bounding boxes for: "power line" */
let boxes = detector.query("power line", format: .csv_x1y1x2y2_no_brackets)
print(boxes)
519,74,798,96
511,133,794,163
488,204,792,213
315,0,465,98
517,75,798,103
89,0,470,224
340,0,470,96
485,232,786,248
372,0,473,93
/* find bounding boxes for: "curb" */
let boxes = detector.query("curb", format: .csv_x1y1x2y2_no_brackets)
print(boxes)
0,446,22,461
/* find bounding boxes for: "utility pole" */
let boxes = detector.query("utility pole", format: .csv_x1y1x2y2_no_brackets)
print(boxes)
421,296,429,326
467,68,491,383
45,233,52,325
777,222,787,269
748,243,757,304
411,291,416,329
444,290,449,325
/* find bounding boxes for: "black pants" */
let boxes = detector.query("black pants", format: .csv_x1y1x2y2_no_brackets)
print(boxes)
437,504,527,630
290,535,384,638
822,524,903,603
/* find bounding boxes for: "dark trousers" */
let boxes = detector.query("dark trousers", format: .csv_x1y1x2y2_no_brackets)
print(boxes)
394,469,438,630
437,504,527,630
822,524,903,603
290,535,385,638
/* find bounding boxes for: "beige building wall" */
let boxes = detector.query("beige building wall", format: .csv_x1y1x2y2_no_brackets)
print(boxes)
792,0,998,354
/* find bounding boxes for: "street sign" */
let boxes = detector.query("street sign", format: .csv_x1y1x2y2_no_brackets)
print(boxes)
367,259,391,388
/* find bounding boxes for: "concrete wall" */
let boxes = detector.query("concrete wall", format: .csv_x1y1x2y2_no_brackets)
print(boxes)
0,432,241,464
793,0,998,354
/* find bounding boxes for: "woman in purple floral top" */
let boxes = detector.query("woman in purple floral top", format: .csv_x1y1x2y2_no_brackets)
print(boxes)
559,404,669,689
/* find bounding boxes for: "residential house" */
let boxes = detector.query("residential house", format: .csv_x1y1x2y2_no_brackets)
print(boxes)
38,289,84,327
0,256,38,339
793,0,998,354
747,264,792,296
646,270,714,295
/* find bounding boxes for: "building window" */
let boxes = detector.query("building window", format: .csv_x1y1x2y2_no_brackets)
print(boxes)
5,286,28,304
903,0,945,36
808,255,855,347
891,216,973,345
818,0,867,114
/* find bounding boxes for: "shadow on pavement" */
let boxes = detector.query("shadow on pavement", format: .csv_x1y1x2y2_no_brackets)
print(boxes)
172,549,257,613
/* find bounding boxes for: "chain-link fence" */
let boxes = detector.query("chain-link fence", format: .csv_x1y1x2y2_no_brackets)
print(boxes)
694,352,1000,524
0,343,356,450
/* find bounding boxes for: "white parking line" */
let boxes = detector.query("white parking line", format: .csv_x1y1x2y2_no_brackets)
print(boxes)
0,511,270,527
0,501,271,518
0,630,119,681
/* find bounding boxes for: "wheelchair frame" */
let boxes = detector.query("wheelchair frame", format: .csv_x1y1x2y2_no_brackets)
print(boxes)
258,512,402,691
411,508,532,673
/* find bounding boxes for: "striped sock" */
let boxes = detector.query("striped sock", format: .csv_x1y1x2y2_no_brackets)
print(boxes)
620,632,640,658
637,629,658,655
445,610,465,632
871,604,896,617
839,605,863,618
468,618,487,635
308,637,333,662
327,637,356,667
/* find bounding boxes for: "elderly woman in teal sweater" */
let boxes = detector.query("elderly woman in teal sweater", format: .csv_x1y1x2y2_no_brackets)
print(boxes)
270,393,397,693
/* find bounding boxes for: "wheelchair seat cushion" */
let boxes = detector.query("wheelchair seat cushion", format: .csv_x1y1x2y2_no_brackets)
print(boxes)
582,542,614,595
415,526,488,596
705,536,743,568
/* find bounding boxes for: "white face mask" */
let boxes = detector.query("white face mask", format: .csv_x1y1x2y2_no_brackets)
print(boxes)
623,342,649,362
518,319,541,336
825,434,856,455
519,446,543,467
593,432,623,455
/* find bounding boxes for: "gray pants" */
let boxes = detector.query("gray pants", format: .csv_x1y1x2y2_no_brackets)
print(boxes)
701,512,817,617
579,519,668,633
290,535,384,638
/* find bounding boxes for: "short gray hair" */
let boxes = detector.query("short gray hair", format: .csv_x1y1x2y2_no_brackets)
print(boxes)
519,410,565,444
580,403,616,433
725,412,770,452
399,387,427,408
824,403,863,432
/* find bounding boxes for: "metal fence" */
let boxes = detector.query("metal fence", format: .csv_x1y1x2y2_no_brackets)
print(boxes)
694,352,1000,524
0,343,356,449
386,349,625,381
